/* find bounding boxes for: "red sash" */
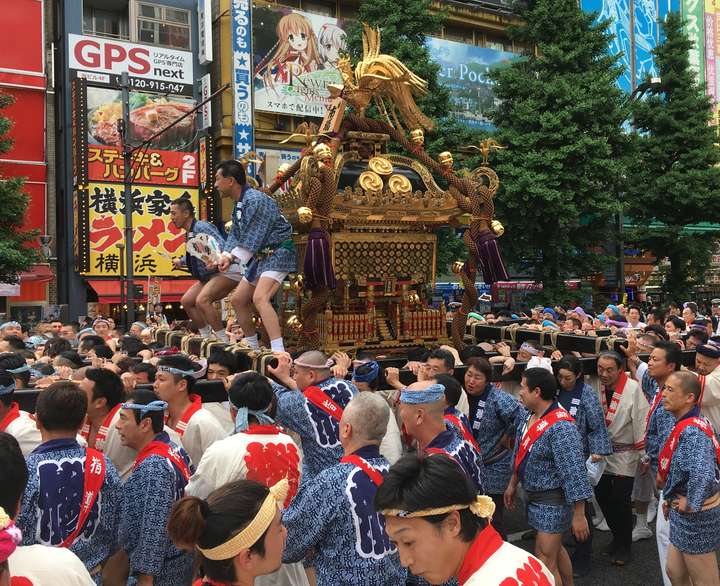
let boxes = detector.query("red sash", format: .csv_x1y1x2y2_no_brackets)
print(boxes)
341,454,384,486
174,394,202,437
59,448,106,548
457,524,504,585
514,408,573,473
303,386,343,421
134,439,191,482
81,405,121,450
657,416,720,484
601,372,628,428
444,414,482,453
698,375,707,407
244,424,282,435
0,402,21,431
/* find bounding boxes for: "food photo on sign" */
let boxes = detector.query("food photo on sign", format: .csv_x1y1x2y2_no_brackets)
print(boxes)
252,6,347,117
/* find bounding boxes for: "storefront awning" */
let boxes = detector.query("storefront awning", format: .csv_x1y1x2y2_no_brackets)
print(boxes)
87,279,195,304
2,265,54,301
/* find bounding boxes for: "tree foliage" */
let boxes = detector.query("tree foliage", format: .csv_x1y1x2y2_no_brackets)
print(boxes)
486,0,629,299
624,12,720,300
0,92,39,283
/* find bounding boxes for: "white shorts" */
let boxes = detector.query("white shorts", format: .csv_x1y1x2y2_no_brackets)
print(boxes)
243,270,288,286
222,264,245,282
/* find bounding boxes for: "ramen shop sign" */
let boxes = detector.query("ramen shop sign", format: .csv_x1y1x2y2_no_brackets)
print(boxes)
68,34,194,96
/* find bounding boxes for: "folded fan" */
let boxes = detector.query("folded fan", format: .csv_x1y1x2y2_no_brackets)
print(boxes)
186,233,222,265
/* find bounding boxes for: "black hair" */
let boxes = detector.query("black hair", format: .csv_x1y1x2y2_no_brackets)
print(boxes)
61,322,78,331
407,347,430,363
666,316,686,331
597,351,623,369
85,368,124,409
0,372,15,407
374,454,482,542
93,345,114,360
556,355,582,377
131,362,157,383
171,195,195,215
3,336,26,351
459,346,485,363
684,302,698,315
158,355,199,392
228,371,273,417
35,381,88,432
654,340,683,372
43,337,72,358
168,480,271,582
649,309,666,323
435,374,462,407
522,367,557,401
644,323,669,341
686,328,709,345
0,352,30,387
427,348,454,371
79,335,106,352
0,432,28,517
56,350,86,368
208,350,239,375
120,336,148,358
127,388,164,433
465,356,492,383
216,160,247,186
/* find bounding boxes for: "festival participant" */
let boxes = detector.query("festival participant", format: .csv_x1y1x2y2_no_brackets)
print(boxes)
0,353,31,389
626,306,646,330
504,367,592,586
684,328,708,351
1,432,96,585
594,351,650,566
398,380,484,492
0,369,40,456
694,338,720,431
130,362,156,385
78,368,137,480
376,454,554,585
168,479,290,586
170,197,240,342
115,389,194,585
267,351,357,482
59,322,78,344
664,316,686,342
461,357,522,539
681,302,698,329
656,372,720,586
283,393,405,585
17,381,121,580
92,318,112,341
155,354,227,467
128,322,146,338
437,373,475,444
0,322,22,340
215,160,296,353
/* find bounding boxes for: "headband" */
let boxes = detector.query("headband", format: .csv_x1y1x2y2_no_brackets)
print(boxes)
93,318,110,327
234,405,275,433
381,494,496,520
121,400,167,418
157,364,198,378
198,479,289,560
78,328,94,336
519,342,540,356
131,322,146,330
0,321,20,330
293,357,334,369
352,360,380,383
0,507,22,564
399,383,445,405
0,381,15,396
6,364,30,374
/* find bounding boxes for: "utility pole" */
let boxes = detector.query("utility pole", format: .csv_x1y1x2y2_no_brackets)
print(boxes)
119,72,135,325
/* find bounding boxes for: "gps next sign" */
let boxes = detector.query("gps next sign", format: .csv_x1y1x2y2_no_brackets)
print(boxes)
69,34,194,96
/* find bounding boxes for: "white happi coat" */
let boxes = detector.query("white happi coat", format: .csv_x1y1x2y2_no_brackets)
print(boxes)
4,410,41,456
699,365,720,433
171,407,228,468
202,400,235,434
9,545,96,585
592,374,649,477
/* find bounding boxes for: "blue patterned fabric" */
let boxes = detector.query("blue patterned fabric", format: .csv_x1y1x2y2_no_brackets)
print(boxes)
641,369,658,404
468,385,523,494
283,445,405,585
557,381,612,458
527,502,574,534
181,219,226,283
645,395,677,479
426,428,485,493
118,433,194,586
271,377,357,482
224,186,296,277
661,409,720,554
18,438,121,579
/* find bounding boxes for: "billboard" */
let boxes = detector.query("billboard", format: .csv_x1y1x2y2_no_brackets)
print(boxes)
683,0,706,84
252,6,346,117
231,0,255,164
426,37,516,129
68,34,194,96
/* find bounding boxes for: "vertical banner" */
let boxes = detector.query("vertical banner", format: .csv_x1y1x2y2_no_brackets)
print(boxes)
684,0,706,86
198,0,213,65
199,73,212,129
231,0,255,174
705,0,717,108
634,0,660,84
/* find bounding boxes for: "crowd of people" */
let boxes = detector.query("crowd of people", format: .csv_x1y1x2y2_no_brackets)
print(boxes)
0,296,718,586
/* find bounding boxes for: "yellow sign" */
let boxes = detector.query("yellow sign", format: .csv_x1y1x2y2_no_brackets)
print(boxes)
81,183,198,277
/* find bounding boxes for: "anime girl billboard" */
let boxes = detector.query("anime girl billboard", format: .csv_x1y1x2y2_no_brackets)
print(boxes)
253,7,347,117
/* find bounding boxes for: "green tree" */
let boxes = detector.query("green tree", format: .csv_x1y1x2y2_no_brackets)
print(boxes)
624,12,720,300
0,92,39,282
487,0,629,300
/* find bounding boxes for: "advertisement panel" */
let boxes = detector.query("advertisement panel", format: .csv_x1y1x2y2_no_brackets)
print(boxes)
256,147,301,192
705,0,717,106
634,0,660,83
231,0,255,165
252,6,346,117
87,145,198,186
68,34,194,96
684,0,706,85
80,183,198,277
426,37,516,129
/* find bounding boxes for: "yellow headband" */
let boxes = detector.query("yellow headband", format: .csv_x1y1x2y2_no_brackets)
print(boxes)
381,495,496,519
197,479,289,561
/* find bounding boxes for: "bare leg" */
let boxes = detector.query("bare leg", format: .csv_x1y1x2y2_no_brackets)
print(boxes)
683,550,720,586
230,279,256,337
252,277,283,341
196,275,238,331
558,545,574,586
181,282,206,329
666,544,692,586
535,531,565,586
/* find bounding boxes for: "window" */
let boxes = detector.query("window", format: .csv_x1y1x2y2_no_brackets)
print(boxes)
83,5,129,39
135,2,191,50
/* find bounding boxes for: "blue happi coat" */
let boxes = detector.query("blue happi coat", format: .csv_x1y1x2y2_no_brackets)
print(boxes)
118,432,195,586
645,393,677,479
557,380,612,459
426,427,485,493
272,377,357,482
660,408,720,554
18,438,121,579
224,186,296,279
283,445,405,585
467,384,523,494
180,218,226,282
